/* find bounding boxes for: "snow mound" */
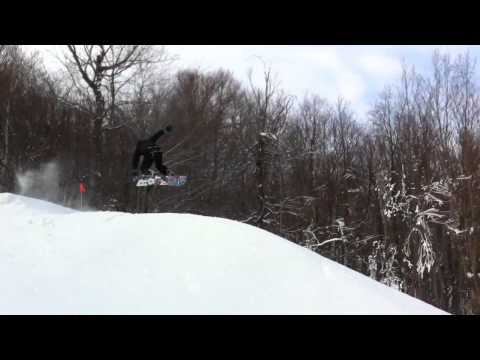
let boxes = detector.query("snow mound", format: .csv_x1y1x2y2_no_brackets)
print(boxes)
0,193,74,216
0,193,448,315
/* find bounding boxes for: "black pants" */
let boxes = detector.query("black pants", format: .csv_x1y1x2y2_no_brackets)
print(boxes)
140,150,168,175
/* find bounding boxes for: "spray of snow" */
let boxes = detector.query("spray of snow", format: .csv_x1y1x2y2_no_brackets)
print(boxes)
15,161,61,203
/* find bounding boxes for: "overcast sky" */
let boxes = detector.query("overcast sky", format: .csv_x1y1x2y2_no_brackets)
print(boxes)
23,45,480,119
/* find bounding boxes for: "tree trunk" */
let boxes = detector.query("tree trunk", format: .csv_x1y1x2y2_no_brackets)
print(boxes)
92,88,105,208
256,135,266,227
4,101,9,167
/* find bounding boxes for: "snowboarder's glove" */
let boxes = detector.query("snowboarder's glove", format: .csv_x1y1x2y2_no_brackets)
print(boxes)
165,125,173,133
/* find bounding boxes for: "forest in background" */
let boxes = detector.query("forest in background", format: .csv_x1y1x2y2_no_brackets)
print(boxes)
1,45,479,314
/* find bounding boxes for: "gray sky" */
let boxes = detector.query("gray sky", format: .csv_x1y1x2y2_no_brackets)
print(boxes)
23,45,480,119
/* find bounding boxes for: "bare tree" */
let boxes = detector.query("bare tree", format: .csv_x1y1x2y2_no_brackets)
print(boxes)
246,64,292,227
0,46,22,190
59,45,172,205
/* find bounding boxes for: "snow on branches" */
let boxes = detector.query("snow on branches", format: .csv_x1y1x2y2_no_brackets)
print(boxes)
378,169,455,278
303,217,354,250
369,241,404,291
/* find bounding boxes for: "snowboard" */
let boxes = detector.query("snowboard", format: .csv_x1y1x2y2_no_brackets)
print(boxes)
134,174,187,187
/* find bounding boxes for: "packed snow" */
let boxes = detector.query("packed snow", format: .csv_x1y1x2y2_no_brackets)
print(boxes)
0,193,448,315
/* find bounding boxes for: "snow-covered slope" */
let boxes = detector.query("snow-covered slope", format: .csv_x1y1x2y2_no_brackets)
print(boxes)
0,193,448,314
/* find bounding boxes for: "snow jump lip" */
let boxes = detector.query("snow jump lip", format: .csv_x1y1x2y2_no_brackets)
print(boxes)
0,193,448,315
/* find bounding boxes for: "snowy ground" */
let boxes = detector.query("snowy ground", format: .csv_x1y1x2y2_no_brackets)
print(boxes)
0,193,448,314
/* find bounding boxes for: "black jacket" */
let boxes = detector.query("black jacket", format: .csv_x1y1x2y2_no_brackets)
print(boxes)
132,127,171,170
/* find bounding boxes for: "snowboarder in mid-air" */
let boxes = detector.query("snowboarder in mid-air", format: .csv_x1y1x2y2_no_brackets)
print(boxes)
131,125,187,188
131,125,173,179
